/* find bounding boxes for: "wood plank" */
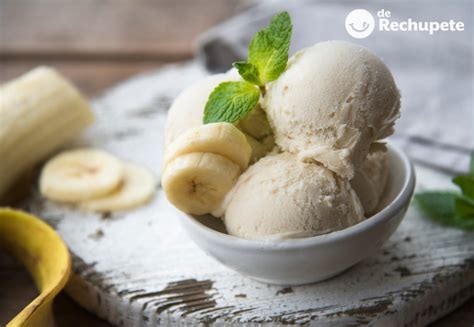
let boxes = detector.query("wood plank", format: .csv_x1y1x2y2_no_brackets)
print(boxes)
2,259,472,326
0,0,242,59
16,62,474,326
2,60,472,325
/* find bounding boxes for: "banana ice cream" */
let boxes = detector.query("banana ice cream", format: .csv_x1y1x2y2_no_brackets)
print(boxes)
263,41,400,179
165,74,228,147
351,143,389,215
224,153,365,240
162,32,400,239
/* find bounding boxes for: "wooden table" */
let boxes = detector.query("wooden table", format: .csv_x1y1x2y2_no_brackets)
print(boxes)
0,1,472,325
0,0,242,96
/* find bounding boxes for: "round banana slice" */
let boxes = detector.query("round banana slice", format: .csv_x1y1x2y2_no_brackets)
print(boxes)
40,148,124,202
161,152,241,215
81,163,156,212
164,122,252,171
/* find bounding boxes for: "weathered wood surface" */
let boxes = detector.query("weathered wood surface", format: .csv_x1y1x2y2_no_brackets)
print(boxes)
0,0,241,57
0,0,242,96
17,62,474,326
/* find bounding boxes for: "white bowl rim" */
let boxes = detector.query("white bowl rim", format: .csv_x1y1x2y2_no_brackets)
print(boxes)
179,142,416,251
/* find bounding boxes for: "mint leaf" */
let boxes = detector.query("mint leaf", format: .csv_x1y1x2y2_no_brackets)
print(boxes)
415,192,474,230
453,175,474,199
415,152,474,231
470,152,474,177
455,196,474,219
203,81,260,124
248,11,292,83
233,62,262,86
451,217,474,230
415,192,457,224
454,197,474,229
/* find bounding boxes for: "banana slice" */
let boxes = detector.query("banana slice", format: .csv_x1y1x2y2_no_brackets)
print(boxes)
161,152,241,215
81,163,156,212
164,122,252,171
40,148,124,202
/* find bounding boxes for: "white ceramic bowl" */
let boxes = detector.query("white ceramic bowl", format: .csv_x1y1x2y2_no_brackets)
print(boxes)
178,143,415,285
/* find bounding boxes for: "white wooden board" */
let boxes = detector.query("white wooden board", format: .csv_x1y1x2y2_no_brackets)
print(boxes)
20,61,474,326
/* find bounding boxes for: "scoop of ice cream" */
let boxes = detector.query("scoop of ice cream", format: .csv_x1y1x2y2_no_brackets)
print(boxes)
165,74,228,147
165,72,274,162
351,143,389,215
262,41,400,179
224,152,364,240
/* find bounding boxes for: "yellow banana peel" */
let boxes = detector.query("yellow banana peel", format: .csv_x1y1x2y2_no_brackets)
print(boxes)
0,208,71,327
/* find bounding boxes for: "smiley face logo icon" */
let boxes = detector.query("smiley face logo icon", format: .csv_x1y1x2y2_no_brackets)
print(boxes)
345,9,375,39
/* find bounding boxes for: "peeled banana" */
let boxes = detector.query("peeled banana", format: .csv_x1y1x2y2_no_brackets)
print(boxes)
162,152,241,215
40,148,124,202
0,208,71,327
162,122,251,216
0,67,94,200
81,163,156,212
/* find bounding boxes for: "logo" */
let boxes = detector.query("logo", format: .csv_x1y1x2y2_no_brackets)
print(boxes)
345,9,465,38
345,9,375,39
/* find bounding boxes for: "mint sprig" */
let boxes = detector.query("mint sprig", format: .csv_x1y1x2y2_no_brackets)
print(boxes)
415,152,474,230
203,82,260,124
248,11,292,84
203,12,292,124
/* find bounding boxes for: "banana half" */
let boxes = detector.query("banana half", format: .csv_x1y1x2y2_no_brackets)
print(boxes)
0,67,94,200
162,123,251,216
0,208,71,327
